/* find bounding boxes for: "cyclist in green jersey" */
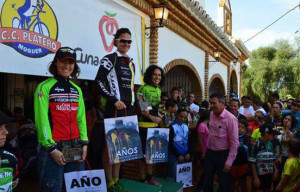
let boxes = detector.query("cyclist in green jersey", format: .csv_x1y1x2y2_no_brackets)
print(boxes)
34,47,88,192
137,65,165,186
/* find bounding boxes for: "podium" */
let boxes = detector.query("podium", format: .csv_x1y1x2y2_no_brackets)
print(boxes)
119,177,183,192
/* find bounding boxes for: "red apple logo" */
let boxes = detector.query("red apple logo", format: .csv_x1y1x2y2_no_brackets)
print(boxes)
99,11,119,52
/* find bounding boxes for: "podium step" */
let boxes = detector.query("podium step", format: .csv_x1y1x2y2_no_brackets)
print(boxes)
155,178,183,192
119,178,183,192
119,178,161,192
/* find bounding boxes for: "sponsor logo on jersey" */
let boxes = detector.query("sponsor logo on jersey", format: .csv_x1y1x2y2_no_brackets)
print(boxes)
54,87,64,92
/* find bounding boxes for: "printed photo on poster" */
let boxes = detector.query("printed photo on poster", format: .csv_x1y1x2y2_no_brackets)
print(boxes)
104,115,143,164
176,162,193,188
145,128,169,164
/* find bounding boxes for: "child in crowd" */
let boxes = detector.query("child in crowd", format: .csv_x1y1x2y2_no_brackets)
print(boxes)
194,110,210,189
249,123,278,192
0,111,18,191
168,109,191,180
249,111,265,133
251,111,268,143
161,99,177,128
231,118,250,192
276,139,300,192
269,124,282,190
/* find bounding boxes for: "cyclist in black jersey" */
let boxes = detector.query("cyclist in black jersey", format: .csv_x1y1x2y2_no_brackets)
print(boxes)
0,111,18,191
95,28,135,192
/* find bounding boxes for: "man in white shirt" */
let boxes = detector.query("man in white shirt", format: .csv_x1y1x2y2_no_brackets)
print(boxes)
238,96,255,117
187,92,199,115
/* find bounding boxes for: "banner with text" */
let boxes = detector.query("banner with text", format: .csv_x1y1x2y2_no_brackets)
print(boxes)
0,0,146,84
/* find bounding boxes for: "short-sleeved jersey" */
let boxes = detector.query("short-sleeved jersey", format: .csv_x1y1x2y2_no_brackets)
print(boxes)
249,139,276,175
281,158,300,192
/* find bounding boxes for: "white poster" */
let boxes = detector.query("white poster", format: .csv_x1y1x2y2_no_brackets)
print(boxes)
176,162,193,188
64,169,107,192
0,0,147,84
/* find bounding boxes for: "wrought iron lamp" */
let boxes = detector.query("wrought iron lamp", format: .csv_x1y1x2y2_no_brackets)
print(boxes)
145,4,169,38
209,49,221,63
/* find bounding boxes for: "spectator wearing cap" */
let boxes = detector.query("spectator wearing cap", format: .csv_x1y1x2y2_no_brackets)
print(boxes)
0,111,19,190
249,123,278,192
202,93,239,192
34,47,88,192
286,98,294,110
230,92,238,99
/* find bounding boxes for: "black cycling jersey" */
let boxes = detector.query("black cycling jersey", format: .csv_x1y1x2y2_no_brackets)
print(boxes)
95,52,135,107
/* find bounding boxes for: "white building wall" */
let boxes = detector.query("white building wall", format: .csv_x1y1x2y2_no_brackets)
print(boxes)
230,61,240,96
158,27,205,93
208,55,228,94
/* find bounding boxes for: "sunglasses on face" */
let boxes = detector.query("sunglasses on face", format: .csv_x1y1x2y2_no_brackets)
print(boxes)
116,39,132,44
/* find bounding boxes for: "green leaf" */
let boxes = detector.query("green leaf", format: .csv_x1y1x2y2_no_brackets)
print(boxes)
105,11,117,17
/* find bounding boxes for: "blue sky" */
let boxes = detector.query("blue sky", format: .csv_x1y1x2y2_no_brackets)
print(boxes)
204,0,300,51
